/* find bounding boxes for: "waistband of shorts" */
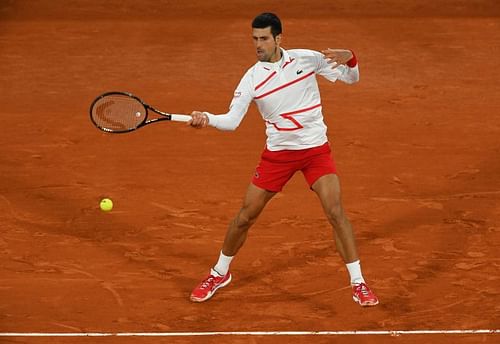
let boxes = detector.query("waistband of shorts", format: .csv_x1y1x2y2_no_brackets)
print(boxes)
262,142,331,162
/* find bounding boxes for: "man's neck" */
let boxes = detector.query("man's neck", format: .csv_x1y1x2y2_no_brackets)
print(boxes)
269,47,282,63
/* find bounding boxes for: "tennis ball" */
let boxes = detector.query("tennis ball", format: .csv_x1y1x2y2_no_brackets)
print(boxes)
100,198,113,212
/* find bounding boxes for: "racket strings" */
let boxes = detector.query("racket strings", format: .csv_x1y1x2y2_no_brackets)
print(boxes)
91,94,146,132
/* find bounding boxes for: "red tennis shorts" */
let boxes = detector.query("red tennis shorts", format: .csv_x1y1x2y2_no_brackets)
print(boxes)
251,142,337,192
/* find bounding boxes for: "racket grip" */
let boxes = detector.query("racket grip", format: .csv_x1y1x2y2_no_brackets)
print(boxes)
170,114,192,122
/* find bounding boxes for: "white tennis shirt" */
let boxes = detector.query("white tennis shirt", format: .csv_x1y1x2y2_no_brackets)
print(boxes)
205,48,359,151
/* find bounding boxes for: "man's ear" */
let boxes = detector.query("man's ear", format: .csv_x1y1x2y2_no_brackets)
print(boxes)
275,34,282,45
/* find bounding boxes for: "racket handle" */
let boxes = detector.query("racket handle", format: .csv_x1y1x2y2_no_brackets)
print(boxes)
170,114,192,122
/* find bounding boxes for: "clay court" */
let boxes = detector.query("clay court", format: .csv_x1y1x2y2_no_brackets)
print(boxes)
0,0,499,343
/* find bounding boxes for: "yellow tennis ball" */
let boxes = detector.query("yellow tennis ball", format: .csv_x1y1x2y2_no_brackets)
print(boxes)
100,198,113,212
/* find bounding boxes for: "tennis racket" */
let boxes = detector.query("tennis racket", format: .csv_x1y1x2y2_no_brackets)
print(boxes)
89,91,191,133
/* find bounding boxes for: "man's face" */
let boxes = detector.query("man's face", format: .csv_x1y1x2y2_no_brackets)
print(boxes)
252,27,281,62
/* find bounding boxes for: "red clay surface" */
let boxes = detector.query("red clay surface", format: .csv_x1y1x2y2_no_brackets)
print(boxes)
0,1,499,343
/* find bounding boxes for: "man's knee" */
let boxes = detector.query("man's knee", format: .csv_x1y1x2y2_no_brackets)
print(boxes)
234,208,258,230
325,203,345,226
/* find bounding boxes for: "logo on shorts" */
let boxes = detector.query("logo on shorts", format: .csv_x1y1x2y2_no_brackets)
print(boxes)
296,70,303,75
234,91,242,98
254,171,260,179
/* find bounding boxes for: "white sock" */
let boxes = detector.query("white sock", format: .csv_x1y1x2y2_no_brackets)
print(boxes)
212,251,234,276
346,260,365,285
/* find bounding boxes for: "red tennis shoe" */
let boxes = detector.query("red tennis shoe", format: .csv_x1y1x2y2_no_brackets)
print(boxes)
190,271,232,302
352,282,379,306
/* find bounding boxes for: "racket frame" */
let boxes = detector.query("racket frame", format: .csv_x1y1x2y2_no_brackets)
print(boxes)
89,91,188,133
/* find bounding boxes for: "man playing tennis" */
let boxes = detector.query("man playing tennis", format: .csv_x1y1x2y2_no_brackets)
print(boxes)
188,12,378,307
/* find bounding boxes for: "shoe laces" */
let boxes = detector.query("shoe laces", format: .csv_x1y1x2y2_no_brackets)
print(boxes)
200,275,217,290
354,283,370,295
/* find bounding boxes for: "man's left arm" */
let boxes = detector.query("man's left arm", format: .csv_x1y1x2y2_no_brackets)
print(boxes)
317,48,359,84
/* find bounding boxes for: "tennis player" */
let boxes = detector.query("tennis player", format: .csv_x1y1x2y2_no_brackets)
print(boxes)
188,12,378,307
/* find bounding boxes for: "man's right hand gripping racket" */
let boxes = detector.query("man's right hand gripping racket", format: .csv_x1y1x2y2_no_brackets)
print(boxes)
90,91,191,133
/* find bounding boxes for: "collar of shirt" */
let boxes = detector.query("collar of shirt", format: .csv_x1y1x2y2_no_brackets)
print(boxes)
257,48,293,70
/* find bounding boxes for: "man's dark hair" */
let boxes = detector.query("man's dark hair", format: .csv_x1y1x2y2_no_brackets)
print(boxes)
252,13,282,38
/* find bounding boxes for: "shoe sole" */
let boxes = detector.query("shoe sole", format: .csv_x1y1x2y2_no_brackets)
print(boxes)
352,295,379,307
190,274,232,303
